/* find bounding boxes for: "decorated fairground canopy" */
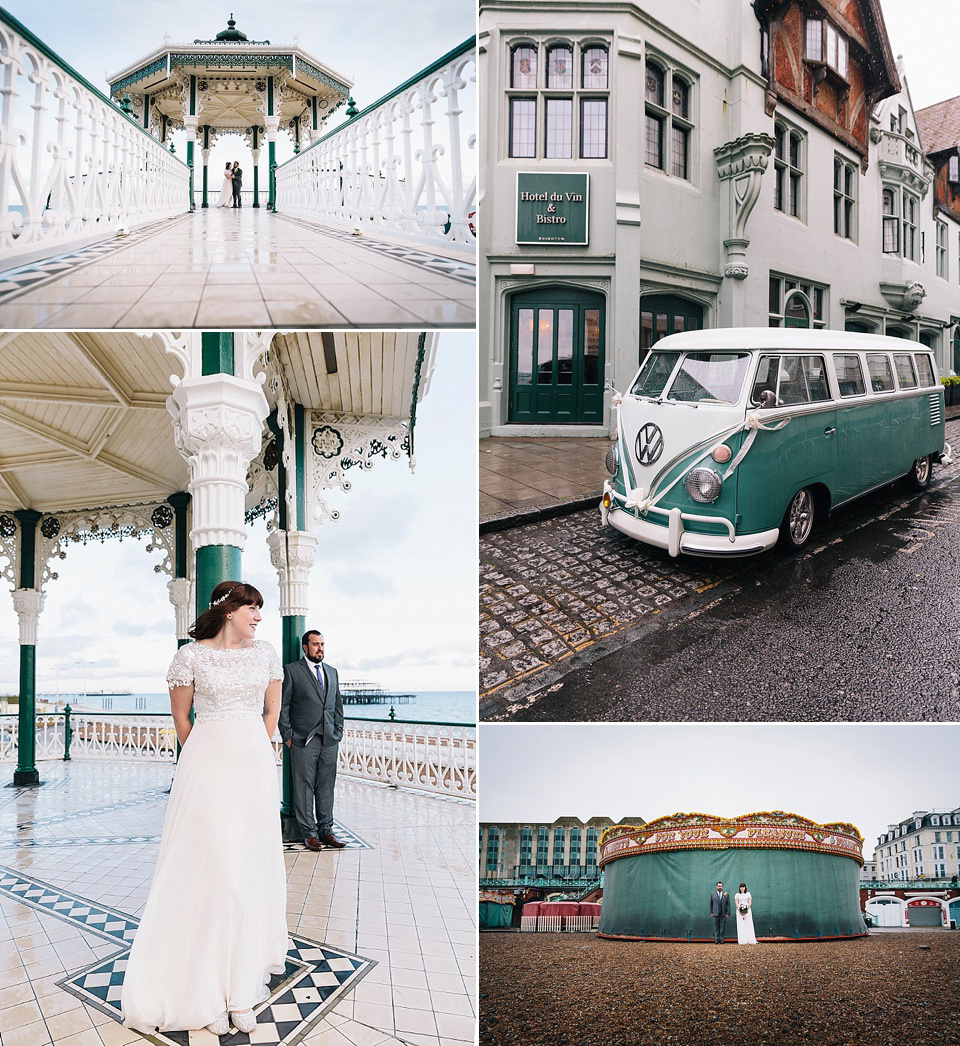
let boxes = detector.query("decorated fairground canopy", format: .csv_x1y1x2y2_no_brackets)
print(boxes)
0,332,436,795
597,811,867,942
106,15,353,208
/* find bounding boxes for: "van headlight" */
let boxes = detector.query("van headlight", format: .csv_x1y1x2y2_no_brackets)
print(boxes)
684,468,722,503
604,445,619,477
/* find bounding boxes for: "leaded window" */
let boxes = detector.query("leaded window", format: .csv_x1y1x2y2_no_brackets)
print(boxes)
834,156,856,240
507,41,610,159
774,121,803,218
936,220,949,279
644,59,694,180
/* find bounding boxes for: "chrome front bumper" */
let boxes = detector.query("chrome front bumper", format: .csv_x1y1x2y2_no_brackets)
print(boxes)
600,482,779,558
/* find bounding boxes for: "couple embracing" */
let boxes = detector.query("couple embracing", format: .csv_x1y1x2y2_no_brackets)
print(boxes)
217,161,243,207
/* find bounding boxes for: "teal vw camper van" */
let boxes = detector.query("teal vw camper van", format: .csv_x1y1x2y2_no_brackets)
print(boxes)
600,329,950,557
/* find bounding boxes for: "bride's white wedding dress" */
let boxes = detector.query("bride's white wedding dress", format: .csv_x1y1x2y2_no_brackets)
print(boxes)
735,891,757,945
217,172,233,207
121,640,289,1032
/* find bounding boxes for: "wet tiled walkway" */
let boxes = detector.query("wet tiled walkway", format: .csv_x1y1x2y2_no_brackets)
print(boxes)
0,209,476,330
0,761,475,1046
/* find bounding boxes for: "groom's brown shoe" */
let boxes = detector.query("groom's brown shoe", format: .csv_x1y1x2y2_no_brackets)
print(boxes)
320,833,346,848
304,837,322,851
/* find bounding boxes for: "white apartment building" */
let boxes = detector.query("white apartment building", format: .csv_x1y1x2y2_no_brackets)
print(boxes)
479,0,960,437
873,807,960,881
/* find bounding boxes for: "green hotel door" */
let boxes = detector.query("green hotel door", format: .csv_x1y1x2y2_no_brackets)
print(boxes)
509,287,605,424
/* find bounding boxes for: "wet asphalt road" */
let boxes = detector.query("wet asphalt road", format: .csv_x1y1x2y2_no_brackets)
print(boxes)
481,428,960,722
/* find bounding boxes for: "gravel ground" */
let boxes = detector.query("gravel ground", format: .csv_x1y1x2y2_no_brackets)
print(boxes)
479,931,960,1045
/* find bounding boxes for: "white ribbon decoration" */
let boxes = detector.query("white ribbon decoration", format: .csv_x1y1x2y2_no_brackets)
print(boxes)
721,412,791,480
614,401,792,517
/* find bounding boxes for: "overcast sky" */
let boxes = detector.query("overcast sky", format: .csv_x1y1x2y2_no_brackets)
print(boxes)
479,723,960,859
0,332,477,696
1,0,476,177
878,0,959,112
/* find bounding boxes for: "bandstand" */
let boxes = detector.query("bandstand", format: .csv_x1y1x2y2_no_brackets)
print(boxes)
0,332,439,817
598,811,868,941
106,16,353,211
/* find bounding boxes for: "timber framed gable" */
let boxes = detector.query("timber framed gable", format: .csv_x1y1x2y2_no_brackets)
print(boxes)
755,0,899,169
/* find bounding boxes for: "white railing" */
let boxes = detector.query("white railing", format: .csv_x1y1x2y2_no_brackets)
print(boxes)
0,10,190,266
520,916,538,932
275,38,475,254
333,719,476,798
564,916,601,932
536,916,563,932
2,713,476,800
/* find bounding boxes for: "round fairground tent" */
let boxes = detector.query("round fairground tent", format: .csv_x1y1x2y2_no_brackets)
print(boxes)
479,891,516,929
597,811,867,942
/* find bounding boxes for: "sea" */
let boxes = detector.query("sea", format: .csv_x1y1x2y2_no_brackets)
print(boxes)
39,690,477,726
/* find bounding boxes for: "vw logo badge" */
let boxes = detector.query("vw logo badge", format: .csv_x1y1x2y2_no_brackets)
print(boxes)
635,423,664,466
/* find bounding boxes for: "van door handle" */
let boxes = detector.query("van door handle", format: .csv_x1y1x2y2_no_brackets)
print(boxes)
824,427,837,436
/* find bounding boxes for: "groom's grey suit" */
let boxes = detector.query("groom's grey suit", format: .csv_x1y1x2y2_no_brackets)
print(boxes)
279,656,344,840
710,887,730,943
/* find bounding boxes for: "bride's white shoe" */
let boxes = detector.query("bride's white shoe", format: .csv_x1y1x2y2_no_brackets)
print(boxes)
205,1012,229,1035
231,1009,257,1033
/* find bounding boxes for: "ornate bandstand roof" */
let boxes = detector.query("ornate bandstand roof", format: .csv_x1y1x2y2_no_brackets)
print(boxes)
106,15,353,136
0,332,431,518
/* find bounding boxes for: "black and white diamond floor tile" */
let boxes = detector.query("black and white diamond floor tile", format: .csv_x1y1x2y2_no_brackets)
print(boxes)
59,934,374,1046
0,865,139,944
1,862,375,1045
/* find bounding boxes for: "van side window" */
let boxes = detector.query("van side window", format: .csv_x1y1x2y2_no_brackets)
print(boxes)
752,354,830,405
834,354,866,397
914,353,936,388
866,353,895,392
893,354,918,389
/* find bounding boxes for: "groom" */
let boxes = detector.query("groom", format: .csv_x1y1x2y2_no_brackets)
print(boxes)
279,630,345,850
710,881,730,944
231,161,243,207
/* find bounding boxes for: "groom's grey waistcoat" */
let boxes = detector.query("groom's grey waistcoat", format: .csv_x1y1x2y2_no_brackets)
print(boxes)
278,658,343,747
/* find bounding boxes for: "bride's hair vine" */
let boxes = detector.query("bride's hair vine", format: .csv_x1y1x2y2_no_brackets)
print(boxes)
210,587,236,609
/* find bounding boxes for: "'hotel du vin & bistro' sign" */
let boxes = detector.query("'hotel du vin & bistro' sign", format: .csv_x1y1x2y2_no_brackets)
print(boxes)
516,172,589,245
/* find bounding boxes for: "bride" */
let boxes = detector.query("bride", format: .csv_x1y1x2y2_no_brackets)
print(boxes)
217,162,234,207
121,581,289,1035
735,882,757,945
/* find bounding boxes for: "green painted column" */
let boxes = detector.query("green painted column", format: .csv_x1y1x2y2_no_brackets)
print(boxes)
15,646,37,785
168,492,191,650
202,162,208,209
195,543,242,617
12,509,42,787
201,331,234,374
268,145,277,210
187,145,195,211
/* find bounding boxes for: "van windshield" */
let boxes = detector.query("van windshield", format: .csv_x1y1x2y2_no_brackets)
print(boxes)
631,351,750,404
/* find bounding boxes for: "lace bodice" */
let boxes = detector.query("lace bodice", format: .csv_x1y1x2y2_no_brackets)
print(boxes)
166,641,283,722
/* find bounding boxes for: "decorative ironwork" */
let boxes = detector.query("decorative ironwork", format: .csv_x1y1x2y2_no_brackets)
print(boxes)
0,515,15,538
150,505,174,528
263,439,279,471
245,497,278,525
109,56,168,97
35,503,178,592
294,55,351,96
275,39,476,253
0,15,190,266
312,425,344,458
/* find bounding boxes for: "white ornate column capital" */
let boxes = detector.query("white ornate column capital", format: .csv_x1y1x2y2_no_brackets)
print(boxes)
267,530,318,617
167,374,269,550
714,133,775,279
12,588,45,646
265,115,281,140
167,577,194,641
183,115,199,138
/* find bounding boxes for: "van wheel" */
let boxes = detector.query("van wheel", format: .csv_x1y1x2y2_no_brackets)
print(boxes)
779,487,815,551
902,455,932,492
